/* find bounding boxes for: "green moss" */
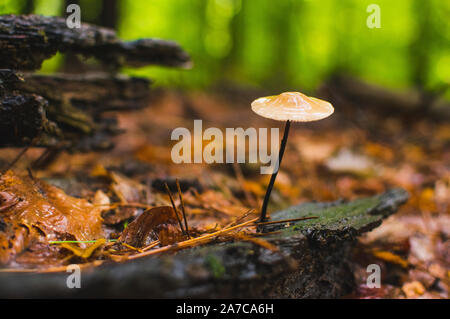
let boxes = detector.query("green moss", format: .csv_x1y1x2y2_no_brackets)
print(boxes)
267,191,409,241
37,29,48,43
206,254,225,279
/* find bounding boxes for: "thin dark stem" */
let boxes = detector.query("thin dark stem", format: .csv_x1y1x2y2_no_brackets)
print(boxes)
176,179,190,238
259,120,291,222
164,182,186,236
3,145,30,173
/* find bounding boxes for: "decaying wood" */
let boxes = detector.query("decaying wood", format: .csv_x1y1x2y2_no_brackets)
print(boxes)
20,73,152,112
0,14,191,71
0,92,60,147
0,189,408,298
0,14,190,150
0,13,191,151
0,69,151,149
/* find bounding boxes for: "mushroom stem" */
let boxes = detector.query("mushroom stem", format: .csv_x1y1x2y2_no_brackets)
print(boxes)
259,120,291,222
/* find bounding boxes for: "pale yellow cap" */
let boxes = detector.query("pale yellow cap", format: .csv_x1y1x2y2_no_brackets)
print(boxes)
251,92,334,122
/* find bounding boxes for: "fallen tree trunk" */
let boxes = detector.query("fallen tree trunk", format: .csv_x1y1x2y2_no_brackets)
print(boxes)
0,14,190,151
0,14,191,71
0,188,408,298
20,73,152,112
0,70,143,150
0,92,61,147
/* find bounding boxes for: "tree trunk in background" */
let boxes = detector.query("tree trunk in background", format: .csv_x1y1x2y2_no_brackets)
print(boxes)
21,0,34,14
411,0,433,110
99,0,117,29
223,1,244,77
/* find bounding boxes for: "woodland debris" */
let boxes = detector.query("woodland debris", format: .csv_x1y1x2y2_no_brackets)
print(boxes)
120,206,184,247
0,14,191,71
0,189,408,298
0,14,190,151
0,170,104,265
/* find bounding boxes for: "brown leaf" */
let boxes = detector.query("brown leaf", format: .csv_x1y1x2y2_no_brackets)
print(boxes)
120,206,183,247
0,171,104,265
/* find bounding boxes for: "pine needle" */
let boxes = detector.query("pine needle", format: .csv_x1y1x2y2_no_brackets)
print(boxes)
255,216,318,226
128,216,259,260
49,239,118,244
164,182,186,236
176,179,190,238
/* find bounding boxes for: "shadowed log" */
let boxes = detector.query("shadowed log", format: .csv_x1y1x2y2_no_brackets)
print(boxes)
0,93,61,147
0,14,191,71
20,73,152,112
0,189,408,298
0,13,190,152
0,70,133,150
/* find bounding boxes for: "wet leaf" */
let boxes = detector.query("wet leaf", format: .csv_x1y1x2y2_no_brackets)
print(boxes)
120,206,184,247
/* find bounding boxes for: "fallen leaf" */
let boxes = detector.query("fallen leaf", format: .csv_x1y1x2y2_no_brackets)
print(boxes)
120,206,184,247
372,250,409,268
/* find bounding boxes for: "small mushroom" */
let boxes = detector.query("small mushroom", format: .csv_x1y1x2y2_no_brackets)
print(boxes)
251,92,334,222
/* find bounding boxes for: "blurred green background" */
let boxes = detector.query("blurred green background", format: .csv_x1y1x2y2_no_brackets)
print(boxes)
1,0,449,94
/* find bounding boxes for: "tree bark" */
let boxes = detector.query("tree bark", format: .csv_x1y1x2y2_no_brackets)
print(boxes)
0,70,152,150
0,14,191,151
0,14,191,71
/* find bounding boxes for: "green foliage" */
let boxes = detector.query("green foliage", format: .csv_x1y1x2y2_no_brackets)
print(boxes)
1,0,449,93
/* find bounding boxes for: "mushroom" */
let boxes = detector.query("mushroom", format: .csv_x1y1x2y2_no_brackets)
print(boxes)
251,92,334,222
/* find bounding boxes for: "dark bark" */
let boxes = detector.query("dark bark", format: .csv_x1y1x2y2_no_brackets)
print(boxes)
20,72,151,112
0,93,60,147
0,14,191,71
0,69,150,150
0,14,190,151
0,189,408,298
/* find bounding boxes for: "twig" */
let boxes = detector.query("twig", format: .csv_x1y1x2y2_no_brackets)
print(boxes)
120,242,143,253
222,208,256,229
142,240,160,252
176,179,190,238
2,145,30,173
128,216,259,260
255,216,318,226
164,182,186,236
49,239,117,244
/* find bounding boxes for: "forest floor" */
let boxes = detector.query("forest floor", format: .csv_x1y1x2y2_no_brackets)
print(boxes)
1,88,449,299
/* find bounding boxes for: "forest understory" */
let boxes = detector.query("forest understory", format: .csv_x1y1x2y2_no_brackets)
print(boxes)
1,87,448,299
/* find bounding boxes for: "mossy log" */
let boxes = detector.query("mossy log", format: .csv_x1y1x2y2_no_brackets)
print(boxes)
0,14,191,71
0,189,408,298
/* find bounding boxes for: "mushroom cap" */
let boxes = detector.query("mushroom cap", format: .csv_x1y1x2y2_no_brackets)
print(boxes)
251,92,334,122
